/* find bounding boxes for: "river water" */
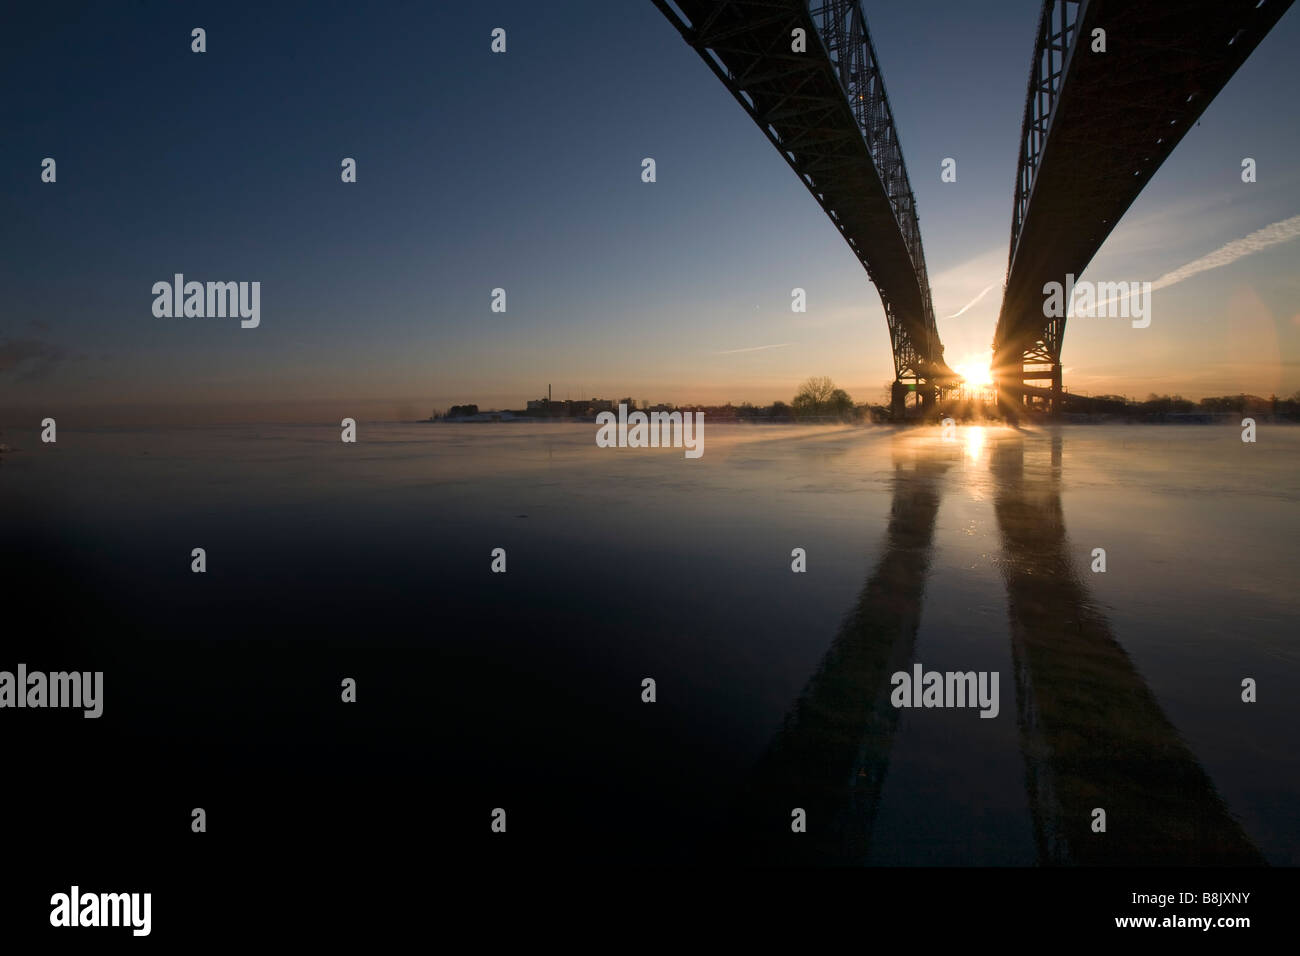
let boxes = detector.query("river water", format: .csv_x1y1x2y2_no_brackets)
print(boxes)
2,421,1296,865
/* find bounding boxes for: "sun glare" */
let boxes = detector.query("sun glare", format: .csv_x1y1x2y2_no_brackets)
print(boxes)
954,353,994,389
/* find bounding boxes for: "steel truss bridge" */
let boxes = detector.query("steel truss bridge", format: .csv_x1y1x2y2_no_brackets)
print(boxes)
654,0,1292,417
653,0,957,415
994,0,1293,411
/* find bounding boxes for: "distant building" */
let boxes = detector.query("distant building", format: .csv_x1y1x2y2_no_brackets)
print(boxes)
523,394,616,418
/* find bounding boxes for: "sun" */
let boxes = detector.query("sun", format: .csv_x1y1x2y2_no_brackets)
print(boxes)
954,352,994,388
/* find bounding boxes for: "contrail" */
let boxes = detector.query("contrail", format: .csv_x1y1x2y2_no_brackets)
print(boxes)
1096,213,1300,310
943,282,999,318
1150,213,1300,291
714,342,793,354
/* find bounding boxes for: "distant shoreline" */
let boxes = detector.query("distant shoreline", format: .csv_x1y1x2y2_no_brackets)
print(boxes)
416,413,1296,426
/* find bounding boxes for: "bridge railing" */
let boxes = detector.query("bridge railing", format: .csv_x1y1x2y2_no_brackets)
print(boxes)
1009,0,1082,270
808,0,940,368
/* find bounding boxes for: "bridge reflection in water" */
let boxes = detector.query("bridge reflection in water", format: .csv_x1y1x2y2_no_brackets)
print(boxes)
992,434,1261,865
730,430,1261,865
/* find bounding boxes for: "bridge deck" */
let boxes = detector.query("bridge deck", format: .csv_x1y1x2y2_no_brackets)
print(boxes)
657,0,954,382
995,0,1294,373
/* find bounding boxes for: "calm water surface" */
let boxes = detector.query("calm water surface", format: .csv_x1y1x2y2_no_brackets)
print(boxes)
2,422,1296,865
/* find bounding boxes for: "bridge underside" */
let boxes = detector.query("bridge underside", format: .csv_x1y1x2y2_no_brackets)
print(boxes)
994,0,1293,413
654,0,955,406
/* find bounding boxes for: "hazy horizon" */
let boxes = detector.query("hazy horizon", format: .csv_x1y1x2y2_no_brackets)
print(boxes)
6,382,1300,428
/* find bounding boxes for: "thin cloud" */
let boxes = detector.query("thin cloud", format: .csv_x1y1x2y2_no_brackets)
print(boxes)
713,342,793,354
1099,213,1300,310
0,337,69,382
943,281,999,319
1149,213,1300,292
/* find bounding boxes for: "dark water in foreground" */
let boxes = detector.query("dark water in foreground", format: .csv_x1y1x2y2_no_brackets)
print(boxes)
2,422,1296,866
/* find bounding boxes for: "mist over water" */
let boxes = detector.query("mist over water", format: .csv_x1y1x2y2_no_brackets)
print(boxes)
3,422,1296,864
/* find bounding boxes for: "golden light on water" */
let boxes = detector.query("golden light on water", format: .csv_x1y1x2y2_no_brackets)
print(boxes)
965,425,987,462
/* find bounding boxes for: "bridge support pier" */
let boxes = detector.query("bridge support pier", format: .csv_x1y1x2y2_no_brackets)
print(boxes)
1002,359,1064,415
1025,363,1063,414
890,381,908,421
995,381,1020,420
920,384,936,414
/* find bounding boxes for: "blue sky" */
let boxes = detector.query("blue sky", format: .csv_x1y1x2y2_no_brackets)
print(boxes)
2,0,1298,422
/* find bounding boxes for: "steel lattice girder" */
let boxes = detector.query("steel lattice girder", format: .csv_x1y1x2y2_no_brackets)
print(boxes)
654,0,955,382
993,0,1294,378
